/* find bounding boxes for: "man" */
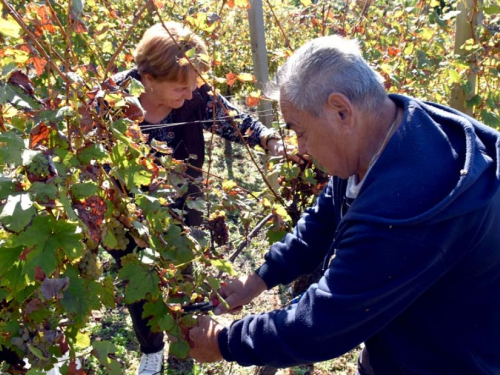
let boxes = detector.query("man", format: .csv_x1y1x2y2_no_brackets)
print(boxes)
188,35,500,374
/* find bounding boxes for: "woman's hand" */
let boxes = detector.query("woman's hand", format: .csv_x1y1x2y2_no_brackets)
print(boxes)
214,273,267,315
266,138,307,164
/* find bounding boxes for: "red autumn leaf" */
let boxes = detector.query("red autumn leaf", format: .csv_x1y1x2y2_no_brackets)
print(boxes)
75,196,106,244
26,4,55,35
226,72,238,86
25,298,43,314
68,361,85,375
125,123,147,142
245,96,260,107
123,97,146,122
72,18,88,33
59,335,70,354
312,17,320,27
78,106,96,134
31,56,48,76
388,47,400,56
102,77,118,91
34,266,46,282
226,0,235,8
19,247,32,261
29,122,51,148
8,70,35,95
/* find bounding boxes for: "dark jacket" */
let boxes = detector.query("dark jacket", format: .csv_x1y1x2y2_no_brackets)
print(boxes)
111,68,275,179
218,94,500,374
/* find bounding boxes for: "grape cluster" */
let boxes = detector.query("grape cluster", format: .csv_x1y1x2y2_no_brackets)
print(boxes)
207,211,229,246
107,217,130,250
78,250,103,279
11,326,62,369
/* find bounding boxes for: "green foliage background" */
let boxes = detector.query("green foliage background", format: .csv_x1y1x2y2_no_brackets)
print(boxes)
0,0,499,373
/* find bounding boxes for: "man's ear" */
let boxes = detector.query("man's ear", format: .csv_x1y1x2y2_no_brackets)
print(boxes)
326,93,353,125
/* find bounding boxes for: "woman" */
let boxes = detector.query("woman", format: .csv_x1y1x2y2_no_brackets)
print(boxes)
109,21,285,375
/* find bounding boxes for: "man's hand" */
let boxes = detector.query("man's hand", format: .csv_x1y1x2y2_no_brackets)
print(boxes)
188,315,224,363
214,272,267,315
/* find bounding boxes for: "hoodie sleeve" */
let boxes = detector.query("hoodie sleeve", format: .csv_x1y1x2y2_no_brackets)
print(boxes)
218,222,451,367
255,178,339,289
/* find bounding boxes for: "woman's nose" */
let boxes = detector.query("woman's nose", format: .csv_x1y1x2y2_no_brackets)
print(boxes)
184,89,193,100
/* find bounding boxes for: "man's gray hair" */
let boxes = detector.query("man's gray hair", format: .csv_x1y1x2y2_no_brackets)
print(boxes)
268,35,387,117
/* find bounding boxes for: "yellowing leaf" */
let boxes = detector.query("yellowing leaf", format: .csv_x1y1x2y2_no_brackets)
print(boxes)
448,70,461,84
222,180,237,190
0,16,22,38
75,331,91,349
237,73,255,82
300,0,312,6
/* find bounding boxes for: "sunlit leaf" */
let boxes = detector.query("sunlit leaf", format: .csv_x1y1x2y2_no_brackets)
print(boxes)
0,15,22,38
119,263,160,304
91,340,122,375
0,193,36,233
209,259,235,275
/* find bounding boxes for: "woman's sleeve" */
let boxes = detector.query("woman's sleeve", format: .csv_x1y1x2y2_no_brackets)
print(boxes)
203,92,277,148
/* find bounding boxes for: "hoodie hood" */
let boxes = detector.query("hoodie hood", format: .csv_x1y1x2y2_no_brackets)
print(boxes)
344,94,500,225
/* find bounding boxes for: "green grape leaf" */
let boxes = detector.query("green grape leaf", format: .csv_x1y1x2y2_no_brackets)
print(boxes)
91,340,122,375
484,4,500,15
16,216,83,278
0,246,23,276
0,176,17,200
71,182,99,199
129,77,145,97
169,339,190,359
185,197,206,212
61,266,92,326
143,300,176,332
77,143,108,164
265,227,287,245
102,226,119,249
161,228,195,265
0,193,36,233
29,182,58,202
99,276,116,309
209,259,235,276
0,131,24,166
119,263,160,304
118,165,153,189
0,263,28,295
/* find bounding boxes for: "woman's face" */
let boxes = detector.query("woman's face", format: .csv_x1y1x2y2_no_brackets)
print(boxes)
144,74,198,109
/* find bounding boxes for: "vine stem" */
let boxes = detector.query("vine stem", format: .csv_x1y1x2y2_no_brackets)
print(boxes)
45,0,78,65
216,212,273,278
1,0,71,85
153,7,284,206
265,0,291,49
228,213,272,263
103,1,151,78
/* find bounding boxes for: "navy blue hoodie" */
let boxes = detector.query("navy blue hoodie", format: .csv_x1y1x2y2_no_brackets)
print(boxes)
218,94,500,374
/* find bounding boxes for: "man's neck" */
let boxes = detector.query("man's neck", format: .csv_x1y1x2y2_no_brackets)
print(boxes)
357,98,401,180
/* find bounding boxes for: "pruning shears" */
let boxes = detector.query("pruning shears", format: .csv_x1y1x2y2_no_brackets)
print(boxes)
182,299,219,315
